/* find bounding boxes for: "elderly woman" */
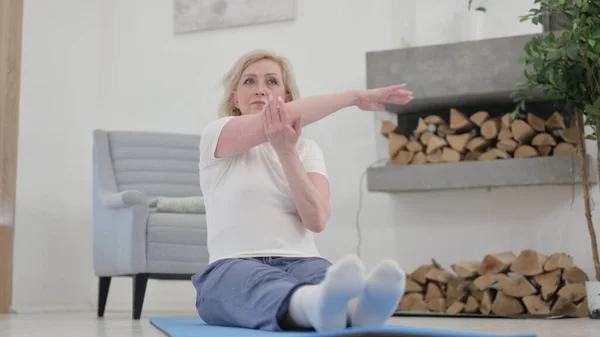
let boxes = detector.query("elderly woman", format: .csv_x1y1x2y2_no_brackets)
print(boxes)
192,49,413,332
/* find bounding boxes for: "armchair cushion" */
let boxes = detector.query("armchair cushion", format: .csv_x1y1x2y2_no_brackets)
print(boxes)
146,212,209,274
148,196,205,214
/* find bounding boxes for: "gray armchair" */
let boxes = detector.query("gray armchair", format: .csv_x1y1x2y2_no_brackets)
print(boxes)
92,129,209,319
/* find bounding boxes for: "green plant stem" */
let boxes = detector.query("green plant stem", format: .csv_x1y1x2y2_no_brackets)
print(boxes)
576,111,600,281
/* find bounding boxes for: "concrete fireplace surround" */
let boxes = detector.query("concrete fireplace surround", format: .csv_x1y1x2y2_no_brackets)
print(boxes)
365,33,597,193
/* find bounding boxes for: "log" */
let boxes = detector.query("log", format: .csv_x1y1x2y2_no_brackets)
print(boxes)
502,113,513,129
551,296,577,315
527,113,546,132
498,126,514,141
511,120,536,143
553,142,576,156
464,151,482,161
420,131,434,146
533,269,561,301
559,126,579,144
492,291,525,315
481,118,502,140
480,290,493,315
531,133,557,146
473,274,498,291
577,298,589,317
392,150,414,165
399,292,428,312
426,135,447,154
424,115,446,125
381,121,397,136
411,151,428,164
414,118,429,137
470,111,489,127
479,148,511,161
427,149,443,163
446,301,465,314
431,258,445,271
557,283,587,302
442,147,461,162
406,140,424,153
537,145,553,156
425,267,449,284
563,266,589,284
388,133,408,157
544,253,574,272
479,252,517,275
426,298,447,313
407,278,425,293
466,137,490,152
514,145,539,158
468,284,484,302
446,133,472,153
409,265,434,285
510,250,548,276
450,108,474,131
523,295,551,315
497,138,519,153
425,282,445,302
446,276,468,305
437,124,456,138
464,296,480,313
546,112,566,130
451,260,480,279
500,274,537,297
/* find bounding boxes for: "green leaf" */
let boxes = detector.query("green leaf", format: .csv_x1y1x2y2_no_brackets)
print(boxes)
586,134,597,140
589,40,597,48
476,7,486,12
567,43,580,59
594,96,600,110
520,16,529,22
560,0,566,4
518,56,528,64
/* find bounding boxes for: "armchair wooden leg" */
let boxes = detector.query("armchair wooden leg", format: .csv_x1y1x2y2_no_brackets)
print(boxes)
133,273,148,320
98,277,111,317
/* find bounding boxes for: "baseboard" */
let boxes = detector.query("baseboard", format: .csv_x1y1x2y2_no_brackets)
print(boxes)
11,305,94,314
12,303,196,314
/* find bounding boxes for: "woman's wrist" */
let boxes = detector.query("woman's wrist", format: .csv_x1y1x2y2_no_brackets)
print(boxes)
347,89,363,107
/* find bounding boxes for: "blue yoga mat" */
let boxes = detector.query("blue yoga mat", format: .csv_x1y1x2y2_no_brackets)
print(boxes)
149,318,537,337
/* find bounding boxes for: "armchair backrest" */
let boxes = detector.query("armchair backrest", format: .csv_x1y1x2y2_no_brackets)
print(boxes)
94,129,202,198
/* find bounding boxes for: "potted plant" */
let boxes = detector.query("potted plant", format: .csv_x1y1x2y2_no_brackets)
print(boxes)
511,0,600,318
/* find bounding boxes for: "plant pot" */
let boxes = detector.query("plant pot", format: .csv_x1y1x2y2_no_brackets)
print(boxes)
586,281,600,319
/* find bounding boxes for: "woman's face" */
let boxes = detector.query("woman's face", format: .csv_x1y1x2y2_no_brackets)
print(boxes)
232,59,289,115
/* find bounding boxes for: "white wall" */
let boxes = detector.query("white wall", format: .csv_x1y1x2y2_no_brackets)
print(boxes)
14,0,597,315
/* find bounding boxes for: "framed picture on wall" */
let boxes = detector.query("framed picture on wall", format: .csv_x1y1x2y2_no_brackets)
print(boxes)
174,0,297,34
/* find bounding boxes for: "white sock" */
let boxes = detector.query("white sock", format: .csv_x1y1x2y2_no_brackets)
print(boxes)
348,259,406,328
287,255,365,332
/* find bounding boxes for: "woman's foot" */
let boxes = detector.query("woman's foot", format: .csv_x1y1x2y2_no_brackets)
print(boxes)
288,255,365,332
348,259,406,328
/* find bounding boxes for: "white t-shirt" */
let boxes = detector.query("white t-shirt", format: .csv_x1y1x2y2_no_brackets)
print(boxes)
198,116,328,264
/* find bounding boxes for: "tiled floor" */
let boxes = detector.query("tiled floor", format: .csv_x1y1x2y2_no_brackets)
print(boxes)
0,310,599,336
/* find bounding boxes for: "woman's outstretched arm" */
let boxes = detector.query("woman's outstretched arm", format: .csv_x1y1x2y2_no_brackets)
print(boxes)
213,84,413,158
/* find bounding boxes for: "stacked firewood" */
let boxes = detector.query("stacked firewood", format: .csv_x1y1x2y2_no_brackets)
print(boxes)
381,109,578,165
398,251,589,317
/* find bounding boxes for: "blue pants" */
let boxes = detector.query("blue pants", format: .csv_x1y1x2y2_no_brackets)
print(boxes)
191,256,332,331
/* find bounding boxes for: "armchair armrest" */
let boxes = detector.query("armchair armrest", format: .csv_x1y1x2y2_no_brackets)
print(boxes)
102,190,147,208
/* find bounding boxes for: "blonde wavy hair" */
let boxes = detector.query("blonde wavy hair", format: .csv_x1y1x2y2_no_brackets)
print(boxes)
218,49,301,117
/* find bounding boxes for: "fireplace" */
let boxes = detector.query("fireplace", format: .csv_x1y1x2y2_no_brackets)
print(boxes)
364,33,596,192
